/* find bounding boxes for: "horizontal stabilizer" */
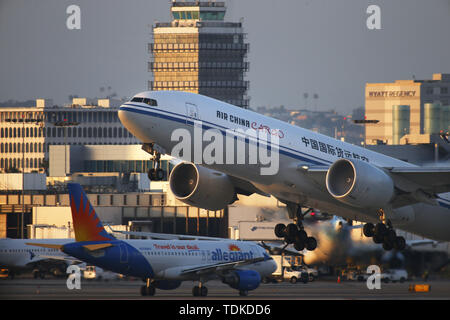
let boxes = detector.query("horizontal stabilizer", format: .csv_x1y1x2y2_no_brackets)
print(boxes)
82,243,114,251
25,243,64,250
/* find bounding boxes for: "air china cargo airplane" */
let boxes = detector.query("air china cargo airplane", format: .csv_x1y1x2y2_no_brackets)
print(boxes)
118,91,450,252
27,183,277,297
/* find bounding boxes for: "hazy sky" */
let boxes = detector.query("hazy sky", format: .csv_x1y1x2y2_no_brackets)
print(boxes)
1,0,450,114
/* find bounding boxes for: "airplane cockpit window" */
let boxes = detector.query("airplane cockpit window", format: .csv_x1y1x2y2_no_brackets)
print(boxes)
143,98,158,106
131,97,158,106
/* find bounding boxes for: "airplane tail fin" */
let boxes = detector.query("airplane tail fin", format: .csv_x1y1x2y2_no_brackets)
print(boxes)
67,183,116,242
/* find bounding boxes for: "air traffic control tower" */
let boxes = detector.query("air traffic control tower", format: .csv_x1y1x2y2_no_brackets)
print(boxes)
149,1,249,108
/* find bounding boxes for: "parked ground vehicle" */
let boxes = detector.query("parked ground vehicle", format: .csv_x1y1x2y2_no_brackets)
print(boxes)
0,268,9,279
83,265,118,281
380,269,408,283
293,265,318,281
264,255,314,284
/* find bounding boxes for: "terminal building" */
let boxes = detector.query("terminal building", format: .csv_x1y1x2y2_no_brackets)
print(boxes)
149,1,250,108
0,97,230,239
0,98,139,174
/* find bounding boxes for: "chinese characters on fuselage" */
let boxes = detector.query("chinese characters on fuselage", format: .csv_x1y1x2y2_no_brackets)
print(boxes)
301,136,369,162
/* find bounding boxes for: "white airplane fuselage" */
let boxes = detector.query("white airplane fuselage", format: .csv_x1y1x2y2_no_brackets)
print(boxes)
118,91,450,241
0,239,72,270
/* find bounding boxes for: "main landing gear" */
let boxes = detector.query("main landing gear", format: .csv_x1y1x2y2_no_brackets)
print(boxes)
141,278,156,296
274,206,317,251
142,143,165,181
363,221,406,251
192,280,208,297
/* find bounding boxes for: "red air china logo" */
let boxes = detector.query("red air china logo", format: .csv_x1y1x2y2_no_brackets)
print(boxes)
251,122,285,139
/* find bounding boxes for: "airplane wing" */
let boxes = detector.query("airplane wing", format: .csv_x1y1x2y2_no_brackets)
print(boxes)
106,226,227,241
29,255,82,265
228,175,270,197
387,167,450,195
406,239,440,248
179,257,266,276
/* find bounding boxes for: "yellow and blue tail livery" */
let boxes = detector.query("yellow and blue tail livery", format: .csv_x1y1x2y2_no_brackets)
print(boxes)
67,183,116,242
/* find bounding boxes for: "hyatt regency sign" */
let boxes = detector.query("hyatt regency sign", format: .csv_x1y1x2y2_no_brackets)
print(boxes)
368,90,417,98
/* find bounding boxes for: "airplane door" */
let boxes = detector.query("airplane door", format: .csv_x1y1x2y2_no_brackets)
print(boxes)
185,102,199,124
119,243,128,263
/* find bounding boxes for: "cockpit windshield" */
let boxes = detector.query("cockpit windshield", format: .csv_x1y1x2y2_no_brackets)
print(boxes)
131,97,158,106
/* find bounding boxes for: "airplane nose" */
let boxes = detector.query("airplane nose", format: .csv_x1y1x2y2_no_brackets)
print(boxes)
118,105,135,130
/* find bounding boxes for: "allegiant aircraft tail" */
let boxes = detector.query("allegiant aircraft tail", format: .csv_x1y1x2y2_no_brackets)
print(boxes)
67,183,116,242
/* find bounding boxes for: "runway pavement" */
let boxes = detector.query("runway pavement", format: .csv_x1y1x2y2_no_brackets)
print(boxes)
1,277,449,300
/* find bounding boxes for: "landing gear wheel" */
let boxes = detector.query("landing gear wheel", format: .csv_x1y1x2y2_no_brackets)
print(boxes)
363,223,375,237
305,237,317,251
148,168,165,181
155,168,164,180
373,233,384,244
384,229,397,243
375,223,387,237
148,169,156,180
393,236,406,250
239,290,248,296
294,241,305,251
274,223,286,238
192,285,208,297
290,277,297,284
286,223,298,239
382,241,394,251
141,285,155,296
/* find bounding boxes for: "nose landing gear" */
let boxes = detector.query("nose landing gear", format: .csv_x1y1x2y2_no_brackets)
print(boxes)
142,143,165,181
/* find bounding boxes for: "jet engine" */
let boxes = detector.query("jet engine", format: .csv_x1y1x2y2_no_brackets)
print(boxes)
325,159,394,208
169,162,236,211
222,270,261,291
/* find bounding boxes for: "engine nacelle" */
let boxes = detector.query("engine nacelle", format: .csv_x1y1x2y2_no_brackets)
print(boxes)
325,159,394,208
222,270,261,291
169,162,236,211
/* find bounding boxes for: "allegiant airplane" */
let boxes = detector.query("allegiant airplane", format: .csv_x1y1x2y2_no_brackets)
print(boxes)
27,183,276,297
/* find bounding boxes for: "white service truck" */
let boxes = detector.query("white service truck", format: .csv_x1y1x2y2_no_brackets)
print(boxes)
264,255,311,284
